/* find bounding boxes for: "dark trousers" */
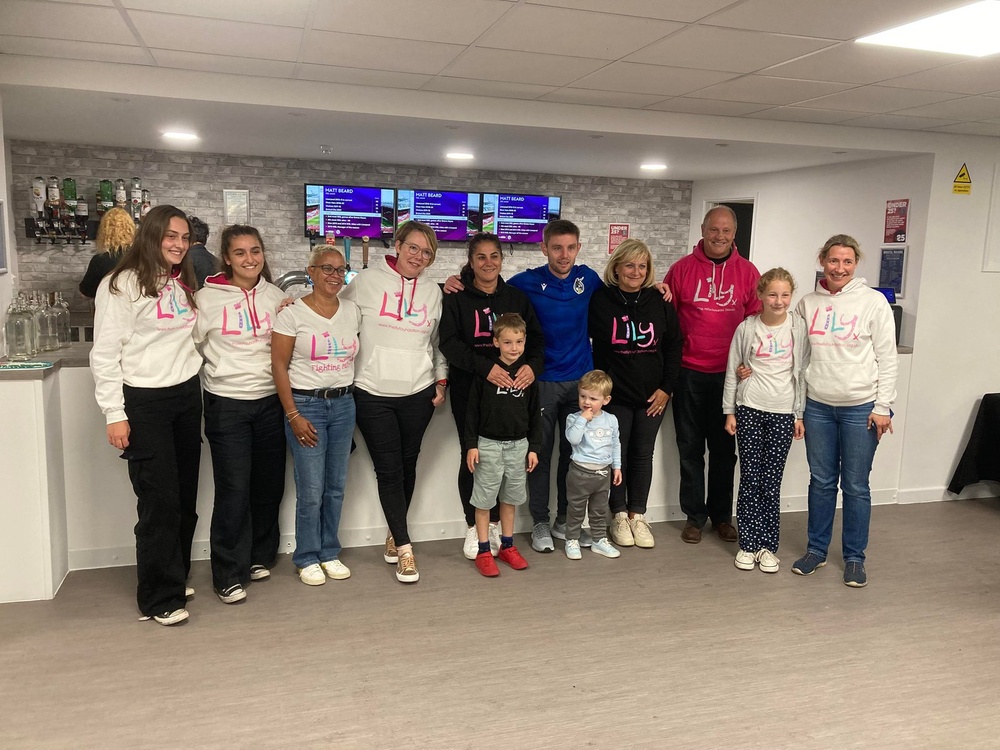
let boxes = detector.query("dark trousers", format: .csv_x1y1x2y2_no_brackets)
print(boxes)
606,401,665,515
122,376,202,616
672,367,736,528
449,374,499,527
528,379,577,525
354,386,436,547
203,391,286,591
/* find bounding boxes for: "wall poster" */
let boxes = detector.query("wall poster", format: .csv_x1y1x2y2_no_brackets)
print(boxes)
879,245,907,298
884,199,909,244
608,223,629,255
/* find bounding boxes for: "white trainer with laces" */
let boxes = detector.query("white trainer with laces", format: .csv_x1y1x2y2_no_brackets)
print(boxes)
298,563,326,586
629,514,655,549
734,549,756,571
462,526,479,560
321,559,351,580
565,539,582,560
610,512,634,547
488,522,501,557
591,537,621,558
756,549,780,574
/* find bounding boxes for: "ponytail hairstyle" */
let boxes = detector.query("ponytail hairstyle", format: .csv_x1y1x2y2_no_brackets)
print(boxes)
220,225,273,283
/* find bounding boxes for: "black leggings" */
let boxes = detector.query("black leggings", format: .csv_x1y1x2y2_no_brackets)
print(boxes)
606,401,665,515
354,386,436,547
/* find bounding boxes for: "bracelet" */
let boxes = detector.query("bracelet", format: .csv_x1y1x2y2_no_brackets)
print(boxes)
286,411,300,420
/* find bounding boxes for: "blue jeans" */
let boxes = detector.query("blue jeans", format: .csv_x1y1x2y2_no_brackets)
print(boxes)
286,393,356,568
803,398,880,563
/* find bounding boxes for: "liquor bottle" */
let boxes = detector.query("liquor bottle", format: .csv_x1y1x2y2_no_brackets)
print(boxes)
31,177,46,216
46,176,60,205
130,177,142,220
114,178,127,209
75,197,89,223
99,179,114,216
140,189,151,217
62,177,78,220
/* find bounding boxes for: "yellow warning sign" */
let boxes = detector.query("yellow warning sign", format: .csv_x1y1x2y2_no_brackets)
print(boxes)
953,163,972,194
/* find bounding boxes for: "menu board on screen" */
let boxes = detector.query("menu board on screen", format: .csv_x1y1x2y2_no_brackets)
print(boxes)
481,193,561,244
396,190,480,242
305,184,395,239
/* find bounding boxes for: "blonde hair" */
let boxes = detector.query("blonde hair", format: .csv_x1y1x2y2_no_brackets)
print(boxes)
603,238,655,289
493,312,526,339
96,207,135,254
579,369,613,398
819,234,862,263
308,247,344,267
757,267,796,295
396,221,438,266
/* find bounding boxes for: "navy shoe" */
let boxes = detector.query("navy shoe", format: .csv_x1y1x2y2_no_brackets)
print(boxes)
792,552,827,576
843,561,868,588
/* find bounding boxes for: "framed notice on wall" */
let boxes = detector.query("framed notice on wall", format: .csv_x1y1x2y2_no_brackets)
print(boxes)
223,189,250,225
608,223,629,254
884,199,909,243
879,245,907,298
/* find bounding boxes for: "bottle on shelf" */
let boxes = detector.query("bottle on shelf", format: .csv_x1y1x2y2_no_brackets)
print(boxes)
40,297,60,352
114,178,127,209
98,179,114,216
54,293,72,347
62,178,78,222
46,176,60,205
140,189,151,217
130,177,142,220
31,177,46,216
4,297,35,361
27,292,44,355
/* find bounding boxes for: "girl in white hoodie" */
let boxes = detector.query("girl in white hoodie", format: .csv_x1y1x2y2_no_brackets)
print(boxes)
91,205,201,626
194,225,287,604
339,221,448,584
791,235,897,588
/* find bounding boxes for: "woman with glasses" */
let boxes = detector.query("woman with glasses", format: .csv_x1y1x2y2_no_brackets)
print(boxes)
272,248,360,587
194,225,287,603
339,221,447,584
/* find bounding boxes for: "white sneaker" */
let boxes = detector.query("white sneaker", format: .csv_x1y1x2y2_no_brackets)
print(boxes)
298,563,326,586
610,512,635,547
629,514,655,549
565,539,582,560
462,526,479,560
591,537,621,558
321,559,351,580
185,586,195,598
488,522,501,557
756,549,780,574
735,549,756,571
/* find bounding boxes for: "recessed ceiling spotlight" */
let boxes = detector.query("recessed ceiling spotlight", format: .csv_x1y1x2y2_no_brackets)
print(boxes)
162,131,199,141
640,163,667,171
857,0,1000,57
446,152,475,160
319,145,333,154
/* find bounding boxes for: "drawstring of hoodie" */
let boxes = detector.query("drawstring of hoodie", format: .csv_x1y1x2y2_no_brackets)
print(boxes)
242,286,262,337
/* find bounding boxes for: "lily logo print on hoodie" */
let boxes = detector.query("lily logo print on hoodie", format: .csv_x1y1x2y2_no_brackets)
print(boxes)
221,300,270,337
155,279,196,327
808,304,860,343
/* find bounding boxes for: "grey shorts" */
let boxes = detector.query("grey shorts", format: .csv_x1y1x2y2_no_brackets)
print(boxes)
470,437,529,510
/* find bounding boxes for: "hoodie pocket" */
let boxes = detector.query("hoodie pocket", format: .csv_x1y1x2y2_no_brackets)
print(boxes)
364,345,433,396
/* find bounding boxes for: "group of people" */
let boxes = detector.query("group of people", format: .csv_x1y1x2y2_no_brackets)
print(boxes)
89,203,896,627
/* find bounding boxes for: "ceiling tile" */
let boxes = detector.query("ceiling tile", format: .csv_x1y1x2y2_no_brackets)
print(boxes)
686,76,853,105
704,0,975,41
801,86,961,114
644,97,771,116
475,4,683,59
302,30,464,75
122,0,310,27
441,47,606,87
745,107,866,124
150,50,296,78
296,64,432,89
928,122,1000,136
627,26,835,73
571,62,736,96
539,88,667,108
421,77,555,100
526,0,735,22
846,113,961,130
0,36,149,65
764,43,962,85
310,0,514,44
883,58,1000,96
893,96,1000,121
0,0,136,45
129,11,303,61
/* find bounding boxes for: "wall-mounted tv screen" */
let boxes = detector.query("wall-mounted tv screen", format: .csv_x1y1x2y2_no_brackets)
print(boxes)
396,189,480,242
481,193,561,244
305,184,395,239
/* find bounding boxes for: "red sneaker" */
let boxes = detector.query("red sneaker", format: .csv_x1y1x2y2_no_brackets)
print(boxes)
475,551,500,577
497,545,529,570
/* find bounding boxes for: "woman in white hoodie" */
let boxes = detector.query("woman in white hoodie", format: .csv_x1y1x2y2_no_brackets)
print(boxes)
791,235,897,588
194,225,287,604
339,221,448,584
91,205,201,626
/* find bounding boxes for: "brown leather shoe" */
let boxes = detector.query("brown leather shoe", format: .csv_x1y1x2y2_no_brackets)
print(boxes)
715,522,738,543
681,523,702,544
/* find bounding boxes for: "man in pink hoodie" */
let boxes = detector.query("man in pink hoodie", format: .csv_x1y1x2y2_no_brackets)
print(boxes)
664,206,761,544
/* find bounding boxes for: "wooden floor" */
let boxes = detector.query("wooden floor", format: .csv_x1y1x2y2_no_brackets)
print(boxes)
2,499,999,749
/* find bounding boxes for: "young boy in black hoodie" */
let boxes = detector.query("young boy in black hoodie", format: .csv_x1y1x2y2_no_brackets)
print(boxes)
466,313,542,577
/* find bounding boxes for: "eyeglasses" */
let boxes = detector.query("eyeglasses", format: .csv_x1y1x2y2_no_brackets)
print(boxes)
309,264,348,276
400,241,433,261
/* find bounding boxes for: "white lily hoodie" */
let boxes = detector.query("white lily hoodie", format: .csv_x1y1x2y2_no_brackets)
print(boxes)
91,269,201,424
339,254,447,397
194,273,286,399
795,277,897,415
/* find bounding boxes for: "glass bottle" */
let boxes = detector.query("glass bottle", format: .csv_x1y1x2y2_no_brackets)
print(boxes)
140,189,151,217
99,179,114,216
114,178,127,208
27,292,44,355
54,293,72,347
40,296,60,352
4,298,35,361
46,176,60,205
31,177,46,216
130,177,142,220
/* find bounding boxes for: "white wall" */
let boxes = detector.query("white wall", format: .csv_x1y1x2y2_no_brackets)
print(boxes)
0,94,19,329
691,150,1000,502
